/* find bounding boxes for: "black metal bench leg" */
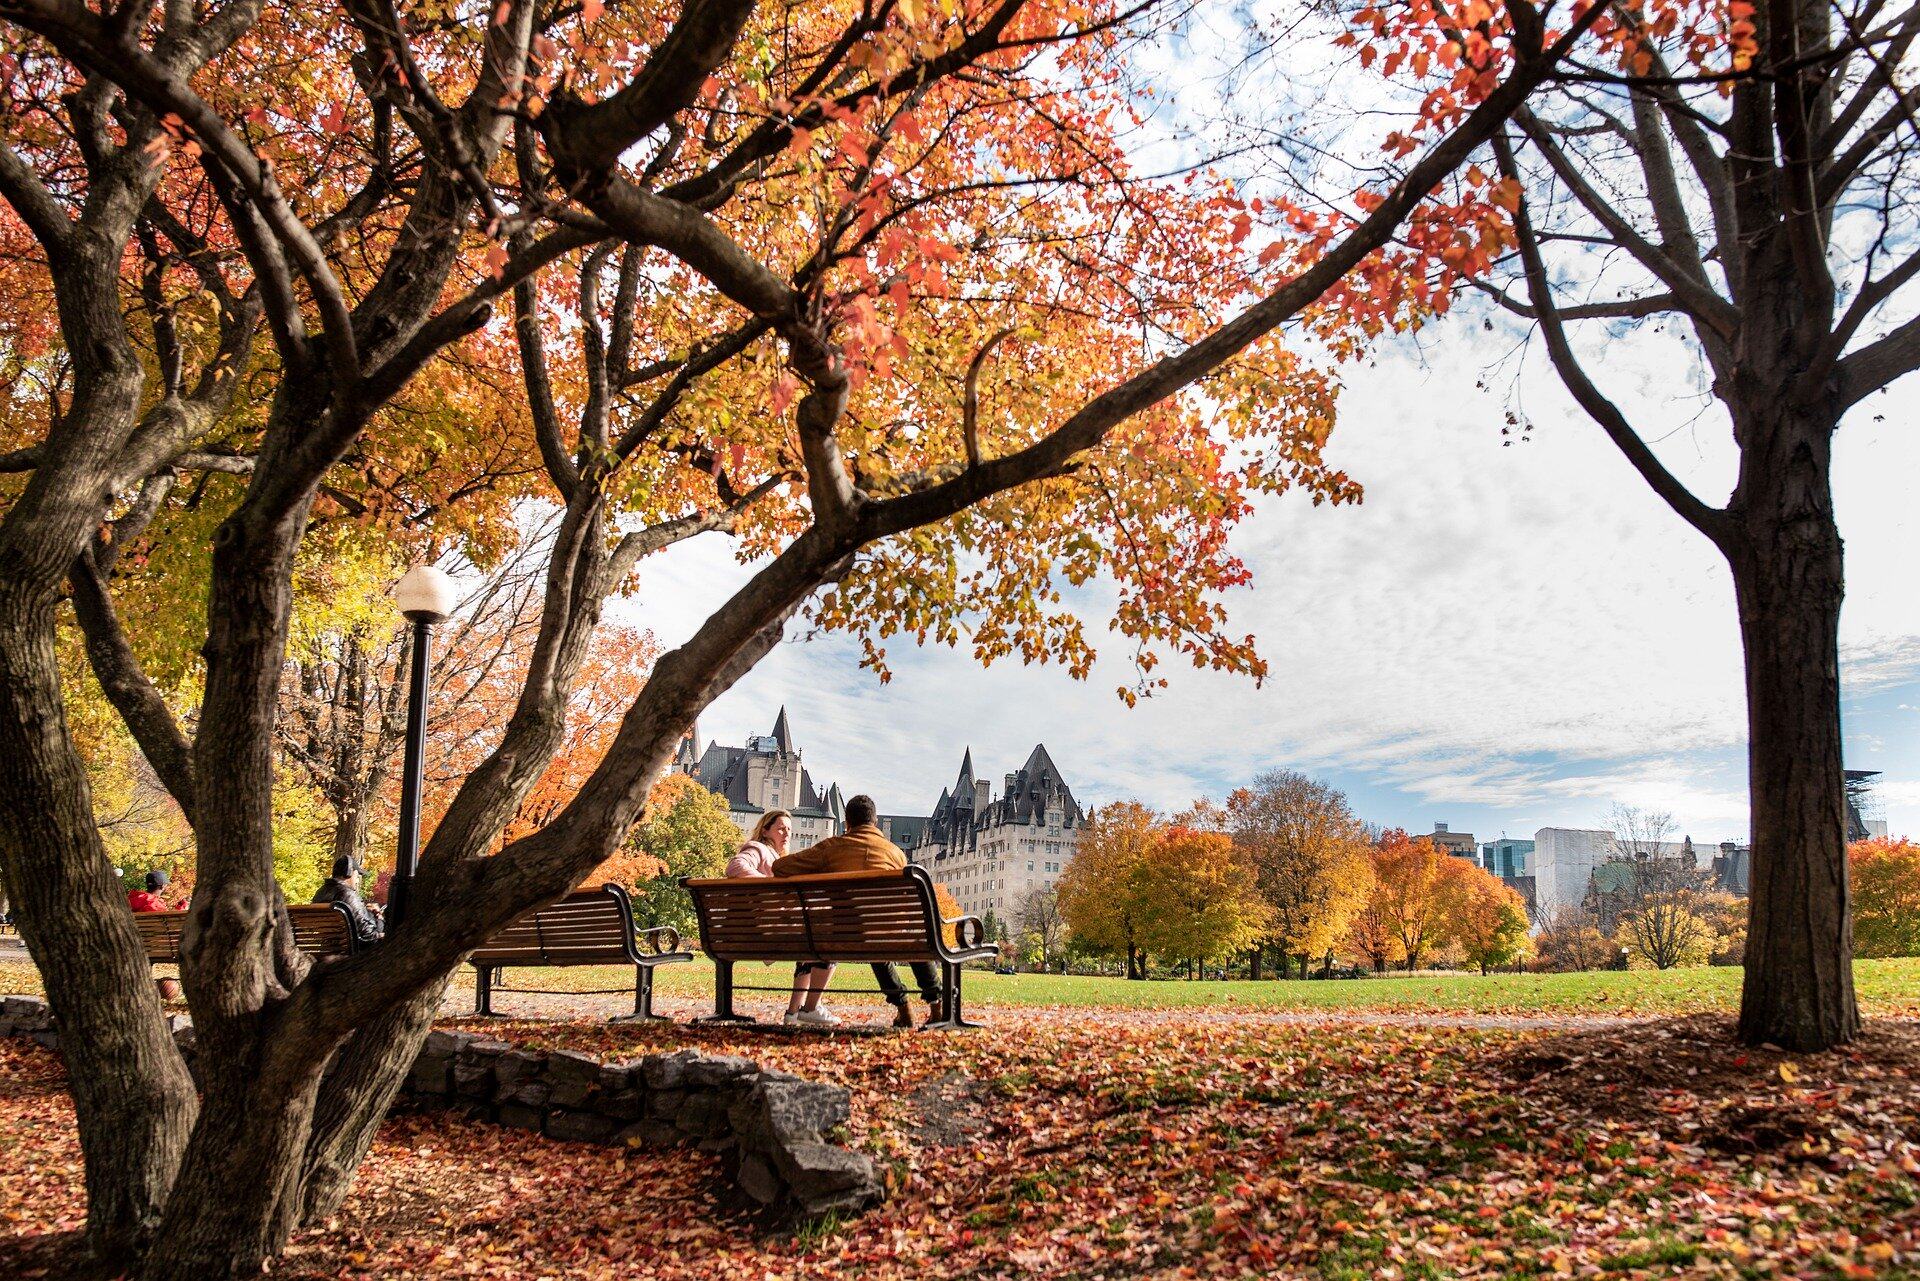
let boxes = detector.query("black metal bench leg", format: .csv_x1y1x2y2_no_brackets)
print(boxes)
611,963,674,1023
922,961,984,1031
475,965,501,1018
694,959,756,1024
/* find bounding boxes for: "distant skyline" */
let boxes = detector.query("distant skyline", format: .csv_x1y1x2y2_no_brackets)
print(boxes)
610,297,1919,849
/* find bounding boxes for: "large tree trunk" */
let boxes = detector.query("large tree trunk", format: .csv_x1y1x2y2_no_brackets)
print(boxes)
1730,398,1857,1051
141,1031,332,1281
0,605,198,1265
297,980,448,1225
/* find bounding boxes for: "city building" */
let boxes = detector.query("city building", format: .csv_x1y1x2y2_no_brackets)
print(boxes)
908,745,1086,929
1847,770,1888,842
675,708,845,850
1480,836,1535,879
1427,823,1478,860
1532,826,1706,917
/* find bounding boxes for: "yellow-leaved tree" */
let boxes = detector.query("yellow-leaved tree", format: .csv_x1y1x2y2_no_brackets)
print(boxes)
1056,801,1162,980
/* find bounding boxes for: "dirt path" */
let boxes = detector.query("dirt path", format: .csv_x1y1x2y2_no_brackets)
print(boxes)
435,984,1644,1032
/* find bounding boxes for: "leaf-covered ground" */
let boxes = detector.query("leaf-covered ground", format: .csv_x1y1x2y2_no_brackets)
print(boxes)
5,1007,1919,1279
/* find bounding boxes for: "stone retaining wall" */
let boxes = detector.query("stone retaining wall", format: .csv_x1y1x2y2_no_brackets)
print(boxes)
0,996,882,1220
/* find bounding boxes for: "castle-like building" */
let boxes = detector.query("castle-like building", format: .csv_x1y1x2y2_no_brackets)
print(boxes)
677,714,1088,927
675,708,845,850
907,744,1086,928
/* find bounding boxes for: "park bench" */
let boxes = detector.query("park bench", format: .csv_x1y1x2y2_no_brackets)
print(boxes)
132,903,361,964
468,883,691,1020
681,865,997,1029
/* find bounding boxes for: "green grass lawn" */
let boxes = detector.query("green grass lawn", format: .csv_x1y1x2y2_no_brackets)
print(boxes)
7,950,1918,1016
635,954,1920,1015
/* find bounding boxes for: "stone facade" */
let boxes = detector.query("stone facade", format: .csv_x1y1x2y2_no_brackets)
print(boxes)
0,997,882,1221
677,707,846,850
907,745,1084,929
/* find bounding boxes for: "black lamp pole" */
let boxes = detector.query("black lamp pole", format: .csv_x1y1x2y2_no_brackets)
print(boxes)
388,616,433,930
389,565,453,932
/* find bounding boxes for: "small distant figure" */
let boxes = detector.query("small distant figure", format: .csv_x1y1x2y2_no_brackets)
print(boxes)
728,809,839,1027
313,857,384,945
128,871,182,1000
772,794,944,1028
127,869,171,914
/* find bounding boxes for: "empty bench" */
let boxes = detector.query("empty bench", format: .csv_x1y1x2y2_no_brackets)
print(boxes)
133,903,360,964
681,866,997,1029
469,883,691,1020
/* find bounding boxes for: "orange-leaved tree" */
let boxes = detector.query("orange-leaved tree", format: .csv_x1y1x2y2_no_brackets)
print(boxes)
1850,838,1920,959
1436,861,1533,974
0,0,1606,1272
1371,828,1455,972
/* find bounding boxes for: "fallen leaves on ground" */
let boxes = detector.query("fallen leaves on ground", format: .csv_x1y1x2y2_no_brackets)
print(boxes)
3,1011,1918,1279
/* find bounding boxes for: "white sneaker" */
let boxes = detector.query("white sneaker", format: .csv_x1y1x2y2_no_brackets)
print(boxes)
791,1007,840,1026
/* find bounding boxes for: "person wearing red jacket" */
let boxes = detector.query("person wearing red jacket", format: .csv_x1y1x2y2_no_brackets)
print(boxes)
127,869,171,913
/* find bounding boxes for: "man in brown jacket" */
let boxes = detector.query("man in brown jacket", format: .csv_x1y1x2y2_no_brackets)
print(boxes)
772,794,943,1027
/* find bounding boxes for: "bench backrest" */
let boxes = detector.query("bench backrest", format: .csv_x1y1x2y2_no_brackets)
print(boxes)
133,903,356,963
469,884,639,967
684,866,967,965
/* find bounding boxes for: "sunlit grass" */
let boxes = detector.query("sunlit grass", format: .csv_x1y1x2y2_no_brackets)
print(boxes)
6,950,1916,1016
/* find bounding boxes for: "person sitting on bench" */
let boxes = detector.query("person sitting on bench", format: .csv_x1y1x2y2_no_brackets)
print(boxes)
313,857,383,945
771,793,944,1028
728,808,839,1027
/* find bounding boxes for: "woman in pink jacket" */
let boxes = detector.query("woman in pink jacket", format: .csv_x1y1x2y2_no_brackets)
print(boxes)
727,811,838,1025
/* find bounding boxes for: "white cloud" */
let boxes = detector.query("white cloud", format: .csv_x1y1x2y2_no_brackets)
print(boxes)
606,315,1919,843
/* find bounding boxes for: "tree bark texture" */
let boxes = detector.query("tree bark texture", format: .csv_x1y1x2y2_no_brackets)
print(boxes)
1730,398,1858,1050
0,600,198,1264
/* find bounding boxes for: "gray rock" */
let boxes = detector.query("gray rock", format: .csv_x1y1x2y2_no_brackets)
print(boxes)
545,1050,603,1109
736,1152,782,1205
684,1053,757,1087
498,1104,545,1131
507,1076,550,1109
2,996,48,1020
423,1029,471,1057
730,1078,851,1148
491,1050,544,1103
674,1094,727,1140
600,1087,646,1121
454,1039,510,1098
645,1089,685,1121
772,1142,883,1216
545,1110,619,1143
640,1049,694,1090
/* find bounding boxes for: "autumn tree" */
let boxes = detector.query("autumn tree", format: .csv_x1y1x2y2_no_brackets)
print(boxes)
1850,838,1920,958
1227,771,1373,978
1619,891,1717,969
1371,829,1454,972
624,773,739,934
1345,893,1404,973
1534,904,1616,972
0,0,1603,1272
1415,0,1920,1049
1057,801,1162,980
1016,883,1067,972
1437,862,1532,973
1137,825,1268,977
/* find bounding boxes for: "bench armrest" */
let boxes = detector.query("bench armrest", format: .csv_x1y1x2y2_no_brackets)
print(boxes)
637,925,683,956
945,915,987,950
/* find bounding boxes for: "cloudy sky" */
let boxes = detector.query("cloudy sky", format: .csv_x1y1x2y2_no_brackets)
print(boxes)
611,302,1919,846
609,12,1918,850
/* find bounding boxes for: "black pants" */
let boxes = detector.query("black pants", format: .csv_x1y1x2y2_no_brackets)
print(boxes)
872,961,942,1008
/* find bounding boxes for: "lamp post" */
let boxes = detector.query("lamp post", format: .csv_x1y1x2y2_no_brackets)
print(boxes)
389,564,456,931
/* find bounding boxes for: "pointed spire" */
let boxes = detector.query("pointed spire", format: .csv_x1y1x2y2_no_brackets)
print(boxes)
771,705,794,753
958,747,975,786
